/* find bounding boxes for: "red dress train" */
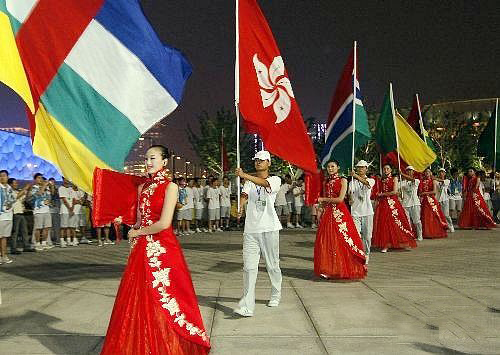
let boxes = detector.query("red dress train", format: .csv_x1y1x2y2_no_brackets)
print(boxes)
314,175,366,279
372,176,417,249
101,170,210,354
458,176,496,229
418,178,448,239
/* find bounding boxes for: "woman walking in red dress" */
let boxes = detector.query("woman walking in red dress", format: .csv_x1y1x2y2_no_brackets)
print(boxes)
459,167,496,229
418,168,448,239
372,164,417,252
101,145,210,355
314,160,366,280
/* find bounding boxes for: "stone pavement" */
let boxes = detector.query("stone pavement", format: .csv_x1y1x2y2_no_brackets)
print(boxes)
0,227,499,354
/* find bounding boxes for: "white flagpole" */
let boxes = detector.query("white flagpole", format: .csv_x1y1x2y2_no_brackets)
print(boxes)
235,0,241,212
351,41,357,173
416,93,427,145
390,83,403,188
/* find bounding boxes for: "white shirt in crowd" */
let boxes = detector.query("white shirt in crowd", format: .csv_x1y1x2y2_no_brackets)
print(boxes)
242,176,282,234
70,188,84,215
58,185,72,214
12,190,25,214
274,182,289,206
293,185,305,207
181,186,195,210
348,178,375,217
207,187,221,209
202,185,210,208
400,179,421,208
285,183,293,204
219,185,231,207
0,183,14,221
31,184,51,214
438,179,450,202
193,187,203,209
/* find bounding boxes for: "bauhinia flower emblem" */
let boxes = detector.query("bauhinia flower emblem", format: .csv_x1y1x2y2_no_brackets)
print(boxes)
252,54,295,124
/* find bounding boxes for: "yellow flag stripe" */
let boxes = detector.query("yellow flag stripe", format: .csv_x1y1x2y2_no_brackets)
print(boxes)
0,11,34,113
32,104,113,193
395,112,436,172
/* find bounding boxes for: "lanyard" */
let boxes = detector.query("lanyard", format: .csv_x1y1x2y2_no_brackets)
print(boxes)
256,185,263,201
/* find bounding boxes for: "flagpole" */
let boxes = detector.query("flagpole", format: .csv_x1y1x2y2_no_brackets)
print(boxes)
494,98,498,193
416,93,427,145
235,0,241,212
390,83,403,187
221,128,224,176
351,41,357,173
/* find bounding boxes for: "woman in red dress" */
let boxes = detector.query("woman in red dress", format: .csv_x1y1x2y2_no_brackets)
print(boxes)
372,164,417,252
458,167,496,229
101,145,210,355
418,168,448,239
314,160,366,280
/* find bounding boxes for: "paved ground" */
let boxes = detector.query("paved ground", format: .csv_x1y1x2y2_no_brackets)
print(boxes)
0,227,499,354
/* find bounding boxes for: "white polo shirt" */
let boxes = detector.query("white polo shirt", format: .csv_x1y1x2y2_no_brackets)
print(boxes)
275,183,289,206
348,178,375,217
219,185,231,208
207,187,221,209
400,179,421,208
243,176,282,234
58,185,72,214
438,179,450,203
293,186,305,207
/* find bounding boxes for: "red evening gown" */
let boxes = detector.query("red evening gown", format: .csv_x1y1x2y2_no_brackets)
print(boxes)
314,174,366,279
458,176,496,229
418,178,448,239
101,169,210,354
372,176,417,249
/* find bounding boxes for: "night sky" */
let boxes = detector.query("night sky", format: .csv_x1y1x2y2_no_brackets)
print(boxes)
0,0,499,162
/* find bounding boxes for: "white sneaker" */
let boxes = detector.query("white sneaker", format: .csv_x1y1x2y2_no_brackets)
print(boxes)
267,298,280,307
216,228,223,232
188,230,195,235
365,255,370,265
311,223,317,229
449,225,455,233
60,239,67,248
195,228,202,233
202,228,208,233
35,243,44,251
296,224,304,229
98,241,104,247
381,248,388,253
207,229,213,234
233,307,254,317
80,237,89,244
44,244,54,250
2,257,13,264
286,222,295,229
72,239,79,246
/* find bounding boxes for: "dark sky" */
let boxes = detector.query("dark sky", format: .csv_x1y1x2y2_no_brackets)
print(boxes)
1,0,499,162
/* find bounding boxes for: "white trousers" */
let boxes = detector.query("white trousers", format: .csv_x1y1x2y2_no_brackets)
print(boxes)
239,231,282,313
404,205,422,240
439,200,454,232
352,215,373,255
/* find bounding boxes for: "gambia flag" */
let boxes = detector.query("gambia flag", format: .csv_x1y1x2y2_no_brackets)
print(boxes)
320,41,370,170
477,98,500,167
375,83,436,172
0,0,192,192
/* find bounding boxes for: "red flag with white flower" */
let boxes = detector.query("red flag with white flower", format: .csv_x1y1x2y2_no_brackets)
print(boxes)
237,0,318,173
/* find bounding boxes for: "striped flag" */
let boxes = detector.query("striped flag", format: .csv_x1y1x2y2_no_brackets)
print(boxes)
0,0,192,192
320,42,371,170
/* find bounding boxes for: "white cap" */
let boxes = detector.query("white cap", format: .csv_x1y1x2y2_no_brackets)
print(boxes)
406,165,415,171
253,150,271,162
355,160,369,167
438,167,446,172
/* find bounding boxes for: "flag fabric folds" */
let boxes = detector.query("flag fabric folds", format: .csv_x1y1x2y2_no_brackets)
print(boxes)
478,98,500,167
407,94,435,151
237,0,317,173
320,43,371,171
0,0,192,192
375,85,436,172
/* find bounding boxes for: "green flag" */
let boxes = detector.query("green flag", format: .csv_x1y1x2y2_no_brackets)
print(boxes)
478,98,500,167
375,85,397,153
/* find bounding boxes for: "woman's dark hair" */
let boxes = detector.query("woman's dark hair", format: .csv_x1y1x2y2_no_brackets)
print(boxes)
148,145,169,159
467,167,476,172
7,178,15,185
383,164,392,169
326,159,340,167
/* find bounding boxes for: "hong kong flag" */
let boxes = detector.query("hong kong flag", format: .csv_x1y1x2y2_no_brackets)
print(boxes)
237,0,318,173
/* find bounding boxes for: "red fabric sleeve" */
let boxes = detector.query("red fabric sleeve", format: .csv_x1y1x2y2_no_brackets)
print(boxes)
92,168,147,227
305,172,323,205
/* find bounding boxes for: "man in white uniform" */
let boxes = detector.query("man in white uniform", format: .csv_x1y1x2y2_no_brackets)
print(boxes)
58,178,73,248
219,177,232,230
435,168,454,232
292,179,305,228
400,166,423,241
234,150,282,317
348,160,375,263
30,174,53,251
274,177,293,228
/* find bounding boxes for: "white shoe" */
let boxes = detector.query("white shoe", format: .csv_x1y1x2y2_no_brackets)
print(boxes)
72,239,79,246
98,241,104,247
233,307,254,317
80,237,89,244
216,228,223,232
44,244,54,250
35,243,44,251
296,224,304,229
202,228,208,233
286,223,295,229
188,230,195,235
2,257,13,264
365,255,370,265
311,223,317,229
195,228,202,233
449,226,455,233
207,229,213,234
381,248,388,253
267,298,280,307
60,240,67,248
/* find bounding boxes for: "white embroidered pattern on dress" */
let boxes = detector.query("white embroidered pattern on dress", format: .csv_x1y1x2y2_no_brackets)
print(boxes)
140,170,208,343
472,192,494,224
